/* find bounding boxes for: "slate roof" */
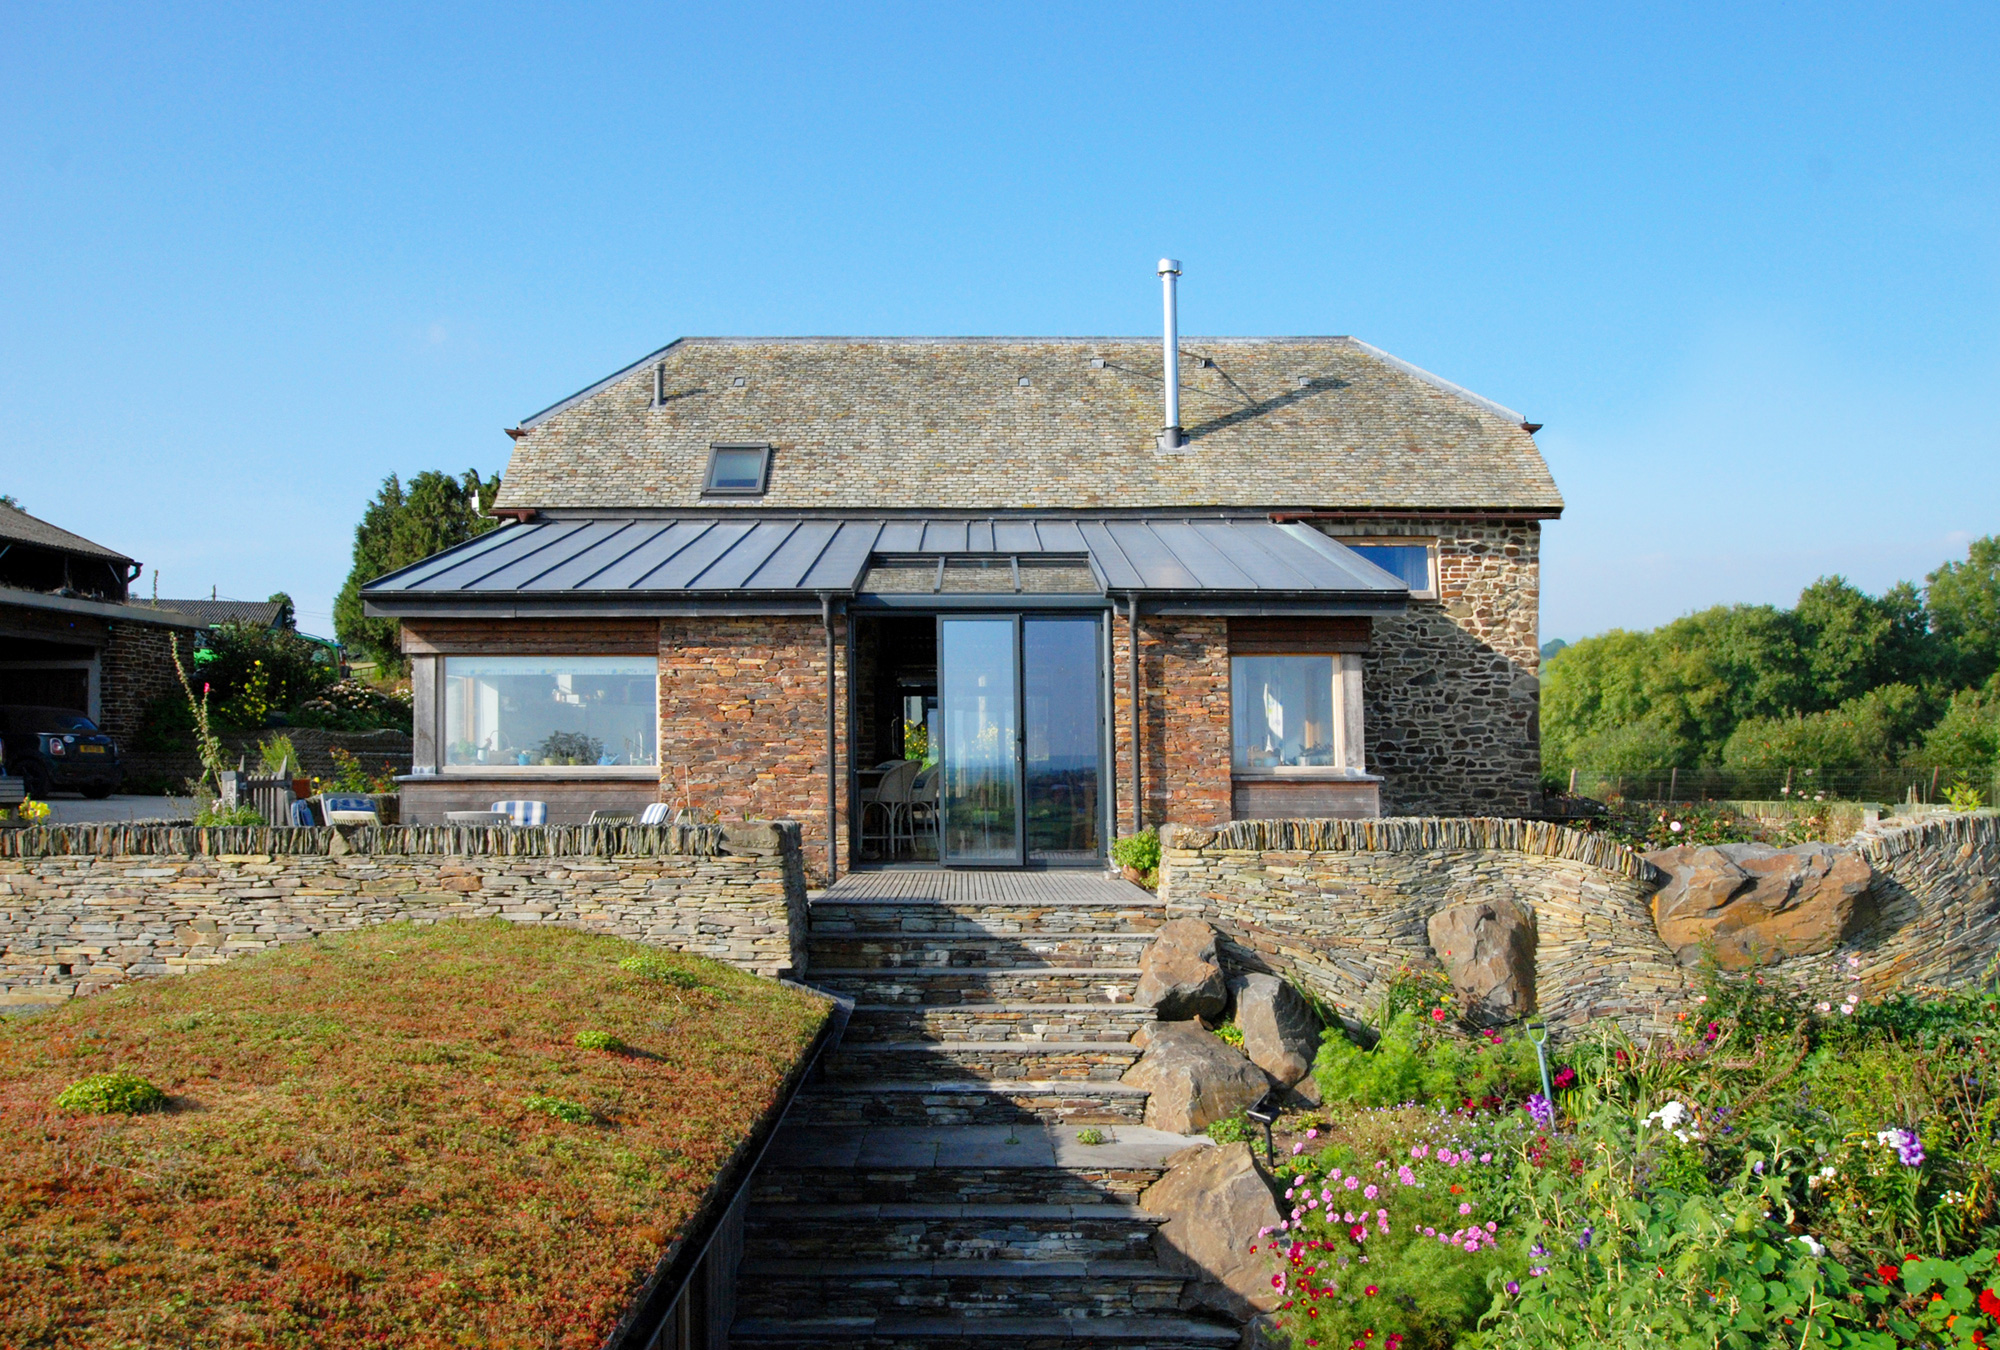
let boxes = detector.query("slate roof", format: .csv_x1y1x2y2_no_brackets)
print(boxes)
363,516,1409,616
0,502,134,563
153,599,289,628
493,338,1563,515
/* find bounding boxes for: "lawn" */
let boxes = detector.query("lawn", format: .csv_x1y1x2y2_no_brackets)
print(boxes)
0,920,830,1349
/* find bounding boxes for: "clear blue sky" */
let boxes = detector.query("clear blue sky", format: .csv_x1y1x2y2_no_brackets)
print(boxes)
4,3,1995,643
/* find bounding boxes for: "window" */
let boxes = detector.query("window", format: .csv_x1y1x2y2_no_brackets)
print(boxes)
1347,541,1435,598
443,656,658,768
1232,656,1344,772
703,443,772,495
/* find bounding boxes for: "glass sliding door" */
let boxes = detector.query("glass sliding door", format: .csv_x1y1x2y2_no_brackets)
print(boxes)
1023,617,1103,863
938,617,1022,865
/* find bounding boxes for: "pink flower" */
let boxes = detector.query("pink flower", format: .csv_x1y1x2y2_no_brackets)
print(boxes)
1432,1008,1447,1022
1364,1185,1378,1199
1345,1175,1360,1190
1459,1202,1472,1215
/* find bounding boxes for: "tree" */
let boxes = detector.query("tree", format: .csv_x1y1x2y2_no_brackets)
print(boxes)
333,470,500,671
267,591,296,630
1793,576,1935,709
1927,535,2000,690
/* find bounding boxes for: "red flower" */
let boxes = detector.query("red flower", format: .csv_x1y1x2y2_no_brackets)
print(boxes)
1431,1008,1447,1022
1979,1288,2000,1319
1878,1264,1901,1283
1364,1284,1379,1296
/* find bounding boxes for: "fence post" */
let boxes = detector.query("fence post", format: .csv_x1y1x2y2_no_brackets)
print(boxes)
1668,766,1678,801
1568,767,1576,795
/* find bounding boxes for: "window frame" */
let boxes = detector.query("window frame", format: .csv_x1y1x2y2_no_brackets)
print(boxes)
702,443,774,497
1343,537,1438,601
436,653,662,777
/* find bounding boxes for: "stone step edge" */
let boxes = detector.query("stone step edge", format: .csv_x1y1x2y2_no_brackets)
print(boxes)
804,1079,1149,1097
837,1042,1143,1054
800,972,1144,984
809,895,1163,908
745,1202,1164,1222
730,1315,1240,1344
848,1002,1155,1013
738,1258,1177,1279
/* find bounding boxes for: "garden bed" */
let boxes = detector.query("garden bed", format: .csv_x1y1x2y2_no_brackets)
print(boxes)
0,921,830,1347
1251,967,2000,1347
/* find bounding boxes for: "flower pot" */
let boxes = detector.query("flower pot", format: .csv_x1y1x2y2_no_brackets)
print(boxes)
292,778,312,800
1121,865,1147,885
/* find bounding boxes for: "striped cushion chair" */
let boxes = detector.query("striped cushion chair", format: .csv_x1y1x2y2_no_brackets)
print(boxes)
489,800,548,827
320,794,380,826
637,802,673,826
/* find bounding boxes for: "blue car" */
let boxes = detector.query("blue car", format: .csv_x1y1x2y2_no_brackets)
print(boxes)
0,705,124,800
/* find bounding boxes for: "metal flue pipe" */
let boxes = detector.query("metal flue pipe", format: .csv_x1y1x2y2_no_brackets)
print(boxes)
1156,258,1183,450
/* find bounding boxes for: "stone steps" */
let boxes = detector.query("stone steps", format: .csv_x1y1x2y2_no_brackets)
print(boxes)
796,1079,1150,1126
732,1259,1189,1322
742,1202,1167,1262
844,1002,1153,1043
807,935,1156,969
811,967,1143,1005
748,1123,1191,1205
809,899,1164,937
729,1314,1240,1348
828,1041,1143,1082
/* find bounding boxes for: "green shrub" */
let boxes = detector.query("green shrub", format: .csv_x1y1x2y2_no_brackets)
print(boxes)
55,1071,168,1115
523,1094,594,1125
1074,1127,1107,1145
1207,1111,1256,1144
573,1029,623,1052
290,679,414,733
1110,828,1161,875
1214,1021,1245,1048
198,621,339,730
619,954,703,989
194,804,267,827
257,733,301,776
1314,1013,1541,1112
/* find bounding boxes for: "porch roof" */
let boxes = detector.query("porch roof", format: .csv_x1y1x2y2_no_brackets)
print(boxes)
361,516,1409,617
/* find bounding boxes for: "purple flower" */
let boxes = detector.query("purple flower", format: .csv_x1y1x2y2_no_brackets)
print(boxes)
1878,1128,1924,1167
1506,1280,1521,1295
1578,1227,1594,1248
1526,1094,1555,1130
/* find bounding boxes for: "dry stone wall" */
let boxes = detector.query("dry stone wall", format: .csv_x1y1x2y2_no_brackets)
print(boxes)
0,821,809,1007
1160,813,2000,1037
1160,817,1691,1035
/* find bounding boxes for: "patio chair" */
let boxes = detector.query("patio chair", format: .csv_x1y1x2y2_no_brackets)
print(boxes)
289,797,321,827
588,809,635,823
445,810,508,827
861,759,921,858
638,802,673,825
907,764,939,854
489,800,548,827
319,794,381,826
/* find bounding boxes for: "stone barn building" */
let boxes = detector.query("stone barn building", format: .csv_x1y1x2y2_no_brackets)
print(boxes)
364,331,1561,877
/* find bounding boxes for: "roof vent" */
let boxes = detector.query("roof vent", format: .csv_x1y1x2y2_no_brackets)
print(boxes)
1156,259,1184,450
1088,357,1105,369
1295,375,1312,389
1017,376,1030,387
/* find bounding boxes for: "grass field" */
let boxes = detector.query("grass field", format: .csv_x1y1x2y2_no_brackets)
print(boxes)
0,920,829,1348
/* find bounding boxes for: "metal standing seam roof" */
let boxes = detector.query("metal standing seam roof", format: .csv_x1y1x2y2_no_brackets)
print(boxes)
361,517,1410,607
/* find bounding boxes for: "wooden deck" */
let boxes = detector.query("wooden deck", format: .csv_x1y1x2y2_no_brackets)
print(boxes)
817,868,1155,905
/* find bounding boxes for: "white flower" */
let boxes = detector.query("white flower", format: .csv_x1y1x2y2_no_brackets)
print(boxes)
1839,1003,1854,1016
1816,1002,1831,1013
1670,820,1684,833
1795,1235,1825,1257
1644,1101,1693,1131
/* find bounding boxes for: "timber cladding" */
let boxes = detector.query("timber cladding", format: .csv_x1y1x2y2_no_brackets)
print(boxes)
400,619,660,655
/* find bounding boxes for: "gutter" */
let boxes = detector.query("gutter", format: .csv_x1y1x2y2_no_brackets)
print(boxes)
602,990,853,1350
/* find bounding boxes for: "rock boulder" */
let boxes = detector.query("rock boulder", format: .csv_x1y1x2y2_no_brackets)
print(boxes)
1229,973,1325,1085
1124,1020,1271,1135
1645,842,1876,969
1136,918,1228,1021
1142,1141,1286,1321
1426,898,1538,1025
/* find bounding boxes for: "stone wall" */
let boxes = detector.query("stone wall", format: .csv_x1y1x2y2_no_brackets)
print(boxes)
1756,813,2000,1001
0,820,809,1007
1315,519,1543,817
658,616,848,884
1113,614,1232,832
1160,817,1690,1034
97,620,192,746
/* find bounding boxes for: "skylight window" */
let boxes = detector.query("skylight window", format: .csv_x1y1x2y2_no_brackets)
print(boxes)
703,444,771,496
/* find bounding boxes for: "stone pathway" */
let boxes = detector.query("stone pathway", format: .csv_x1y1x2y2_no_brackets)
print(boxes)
730,870,1237,1348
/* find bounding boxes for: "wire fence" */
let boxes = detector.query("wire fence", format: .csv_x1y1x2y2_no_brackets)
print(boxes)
1561,764,2000,806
